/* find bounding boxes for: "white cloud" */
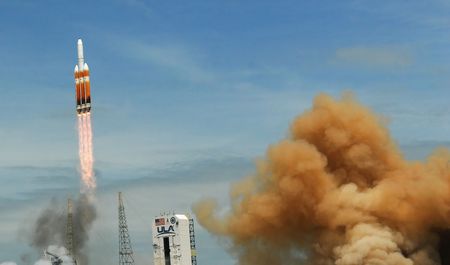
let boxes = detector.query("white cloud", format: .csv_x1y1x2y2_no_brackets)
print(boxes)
334,46,413,67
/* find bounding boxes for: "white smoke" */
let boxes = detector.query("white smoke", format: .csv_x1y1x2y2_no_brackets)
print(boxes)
39,245,76,265
2,246,75,265
0,262,17,265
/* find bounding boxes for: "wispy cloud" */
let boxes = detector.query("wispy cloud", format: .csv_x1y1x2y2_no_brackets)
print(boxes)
333,46,413,68
118,0,153,17
349,0,450,30
109,38,215,83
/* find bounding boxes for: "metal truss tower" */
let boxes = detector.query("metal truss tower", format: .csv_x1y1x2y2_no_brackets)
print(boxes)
66,198,74,257
119,192,135,265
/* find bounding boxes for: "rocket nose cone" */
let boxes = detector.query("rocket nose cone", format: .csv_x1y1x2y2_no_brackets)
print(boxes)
84,63,89,70
77,39,84,65
74,65,79,72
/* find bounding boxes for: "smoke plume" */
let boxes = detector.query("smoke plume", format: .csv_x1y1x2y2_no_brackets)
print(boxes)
194,93,450,265
29,194,97,264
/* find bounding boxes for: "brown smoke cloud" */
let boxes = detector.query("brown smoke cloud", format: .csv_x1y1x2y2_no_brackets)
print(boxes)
194,93,450,265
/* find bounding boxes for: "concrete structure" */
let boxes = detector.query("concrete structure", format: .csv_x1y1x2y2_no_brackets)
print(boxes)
152,213,197,265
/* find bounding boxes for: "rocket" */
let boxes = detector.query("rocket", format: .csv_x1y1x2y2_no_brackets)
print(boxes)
74,39,91,114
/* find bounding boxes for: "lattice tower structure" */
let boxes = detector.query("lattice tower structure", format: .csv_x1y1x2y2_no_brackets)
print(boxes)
66,198,74,257
119,192,135,265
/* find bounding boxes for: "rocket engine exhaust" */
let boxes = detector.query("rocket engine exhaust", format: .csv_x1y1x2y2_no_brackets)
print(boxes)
75,39,96,192
77,113,95,191
194,93,450,265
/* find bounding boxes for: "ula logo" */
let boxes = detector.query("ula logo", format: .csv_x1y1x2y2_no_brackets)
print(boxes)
157,225,175,236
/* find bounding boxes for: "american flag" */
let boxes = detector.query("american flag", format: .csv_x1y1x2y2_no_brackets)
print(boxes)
155,217,165,226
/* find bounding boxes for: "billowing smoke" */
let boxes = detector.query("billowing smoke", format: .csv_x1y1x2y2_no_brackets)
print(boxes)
194,93,450,265
34,246,76,265
2,246,74,265
29,194,97,264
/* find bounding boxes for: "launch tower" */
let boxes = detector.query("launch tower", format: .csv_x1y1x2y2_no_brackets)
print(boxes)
152,213,197,265
119,192,135,265
65,198,74,257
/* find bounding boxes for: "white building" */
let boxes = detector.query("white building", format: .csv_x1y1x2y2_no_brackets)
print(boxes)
152,213,197,265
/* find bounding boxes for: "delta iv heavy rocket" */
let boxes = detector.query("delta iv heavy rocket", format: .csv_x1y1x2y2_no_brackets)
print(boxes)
74,39,91,114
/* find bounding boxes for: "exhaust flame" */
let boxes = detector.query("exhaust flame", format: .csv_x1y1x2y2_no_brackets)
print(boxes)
77,112,96,191
194,93,450,265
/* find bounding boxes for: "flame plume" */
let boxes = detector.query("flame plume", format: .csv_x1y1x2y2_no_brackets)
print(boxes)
77,112,96,192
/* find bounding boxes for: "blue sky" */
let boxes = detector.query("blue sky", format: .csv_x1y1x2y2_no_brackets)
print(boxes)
0,0,450,264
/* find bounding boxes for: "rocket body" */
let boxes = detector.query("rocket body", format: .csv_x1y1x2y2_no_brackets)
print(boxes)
74,39,91,114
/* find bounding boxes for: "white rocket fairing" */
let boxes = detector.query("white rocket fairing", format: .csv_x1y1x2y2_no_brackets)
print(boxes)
77,39,84,69
74,39,91,114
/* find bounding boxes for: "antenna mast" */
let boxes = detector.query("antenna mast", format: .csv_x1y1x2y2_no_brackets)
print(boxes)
119,192,135,265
